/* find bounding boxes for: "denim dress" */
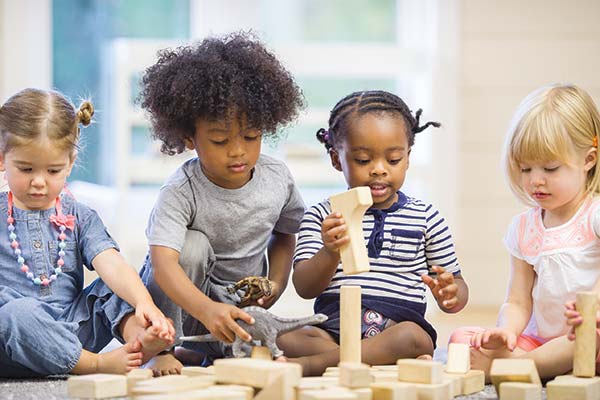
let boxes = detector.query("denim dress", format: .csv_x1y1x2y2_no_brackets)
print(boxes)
0,192,133,377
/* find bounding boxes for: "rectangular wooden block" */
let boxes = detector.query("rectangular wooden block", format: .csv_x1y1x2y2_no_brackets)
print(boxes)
370,382,417,400
214,358,301,389
445,343,470,374
499,382,542,400
298,377,340,390
573,292,598,377
413,382,452,400
339,362,372,388
181,366,215,376
461,369,485,395
299,388,358,399
546,375,600,400
490,359,541,392
131,375,215,395
442,373,462,397
126,369,154,394
340,286,362,364
67,374,127,399
397,359,443,384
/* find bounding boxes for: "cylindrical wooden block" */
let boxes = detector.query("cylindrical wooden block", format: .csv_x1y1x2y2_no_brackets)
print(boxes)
573,291,598,377
340,286,362,364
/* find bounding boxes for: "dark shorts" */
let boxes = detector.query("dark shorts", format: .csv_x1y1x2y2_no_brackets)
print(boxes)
318,306,437,348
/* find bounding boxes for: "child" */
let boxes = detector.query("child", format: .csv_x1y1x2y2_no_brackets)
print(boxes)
0,88,174,378
450,84,600,380
136,32,306,374
277,90,469,376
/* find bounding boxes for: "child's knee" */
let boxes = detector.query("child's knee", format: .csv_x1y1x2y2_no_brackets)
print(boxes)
179,229,214,281
448,326,484,345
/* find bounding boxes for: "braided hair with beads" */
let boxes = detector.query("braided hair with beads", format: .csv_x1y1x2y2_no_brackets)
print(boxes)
316,90,440,153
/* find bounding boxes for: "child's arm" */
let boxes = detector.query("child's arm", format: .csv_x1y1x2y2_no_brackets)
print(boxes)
471,255,535,351
256,231,295,308
92,248,174,340
293,212,349,299
421,266,468,313
150,245,254,343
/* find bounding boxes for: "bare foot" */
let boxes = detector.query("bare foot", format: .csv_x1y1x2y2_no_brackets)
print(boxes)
417,354,433,361
470,347,493,383
71,341,143,375
143,351,183,377
138,324,173,363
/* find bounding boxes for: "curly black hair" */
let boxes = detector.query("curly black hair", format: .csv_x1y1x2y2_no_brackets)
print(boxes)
316,90,440,153
140,32,305,155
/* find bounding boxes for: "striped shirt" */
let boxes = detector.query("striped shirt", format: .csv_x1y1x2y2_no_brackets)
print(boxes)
293,191,460,320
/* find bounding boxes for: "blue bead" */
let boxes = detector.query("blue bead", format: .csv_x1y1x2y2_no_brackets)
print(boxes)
33,277,41,285
59,242,66,249
17,256,24,264
15,248,21,255
50,274,57,281
26,272,34,279
58,250,65,257
7,225,14,232
55,267,62,275
9,233,16,240
59,225,66,232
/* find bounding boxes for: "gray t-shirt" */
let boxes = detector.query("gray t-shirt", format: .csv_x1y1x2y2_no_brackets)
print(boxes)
144,154,305,282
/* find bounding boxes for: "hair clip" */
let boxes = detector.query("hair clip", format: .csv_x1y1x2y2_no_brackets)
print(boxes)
324,131,330,142
594,136,598,148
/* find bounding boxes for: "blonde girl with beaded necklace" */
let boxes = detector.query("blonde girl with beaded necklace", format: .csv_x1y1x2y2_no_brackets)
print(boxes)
449,84,600,380
0,88,174,377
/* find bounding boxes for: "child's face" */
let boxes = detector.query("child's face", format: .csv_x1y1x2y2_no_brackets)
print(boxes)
330,112,410,209
0,140,74,210
187,116,262,189
518,148,596,218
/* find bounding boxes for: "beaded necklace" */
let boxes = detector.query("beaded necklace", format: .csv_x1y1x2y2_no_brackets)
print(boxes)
7,192,75,286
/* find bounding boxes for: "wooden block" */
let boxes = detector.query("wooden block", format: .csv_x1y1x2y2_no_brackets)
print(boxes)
325,367,340,375
254,373,295,400
574,292,598,377
442,373,462,397
130,375,215,395
339,362,372,388
546,375,600,400
490,359,541,392
445,343,470,374
499,382,541,400
214,358,301,388
340,286,362,364
369,371,397,382
396,359,443,384
298,377,340,390
413,382,451,400
461,369,485,395
251,345,273,360
181,366,215,376
352,387,372,400
67,374,127,399
329,187,373,275
299,387,358,399
370,365,397,372
126,369,154,394
133,387,250,400
370,382,417,400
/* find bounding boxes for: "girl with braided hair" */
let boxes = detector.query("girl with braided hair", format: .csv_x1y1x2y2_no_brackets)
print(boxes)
278,90,469,376
0,88,174,377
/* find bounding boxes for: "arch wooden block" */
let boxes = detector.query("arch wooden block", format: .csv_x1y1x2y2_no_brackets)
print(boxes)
329,187,373,275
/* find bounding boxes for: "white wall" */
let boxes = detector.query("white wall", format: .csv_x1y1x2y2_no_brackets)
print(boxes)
0,0,51,101
456,0,600,308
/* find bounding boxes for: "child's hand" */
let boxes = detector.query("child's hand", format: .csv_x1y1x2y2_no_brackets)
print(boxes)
321,212,349,255
256,281,281,309
470,328,517,351
135,300,175,342
421,266,459,311
203,301,255,344
564,300,600,341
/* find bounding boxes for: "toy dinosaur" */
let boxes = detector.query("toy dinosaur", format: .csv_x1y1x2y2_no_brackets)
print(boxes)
227,276,273,307
179,306,328,358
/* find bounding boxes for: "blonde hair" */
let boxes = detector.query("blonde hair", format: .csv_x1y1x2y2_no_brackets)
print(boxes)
0,88,93,158
503,83,600,205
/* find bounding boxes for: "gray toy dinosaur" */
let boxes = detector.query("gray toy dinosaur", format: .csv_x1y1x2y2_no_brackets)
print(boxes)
179,306,328,359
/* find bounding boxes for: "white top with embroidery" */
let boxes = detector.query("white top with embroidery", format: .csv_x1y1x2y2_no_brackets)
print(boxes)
504,195,600,339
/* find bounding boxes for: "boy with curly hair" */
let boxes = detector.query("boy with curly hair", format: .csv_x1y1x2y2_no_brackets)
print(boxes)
137,32,306,374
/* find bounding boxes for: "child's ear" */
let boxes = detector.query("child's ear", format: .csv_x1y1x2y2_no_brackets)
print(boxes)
329,149,342,172
184,137,195,151
584,147,597,172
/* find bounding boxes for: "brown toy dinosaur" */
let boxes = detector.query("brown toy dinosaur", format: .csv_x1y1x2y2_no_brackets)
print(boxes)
227,276,273,307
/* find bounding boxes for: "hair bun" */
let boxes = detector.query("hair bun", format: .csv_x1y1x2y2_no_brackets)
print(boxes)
77,101,94,127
